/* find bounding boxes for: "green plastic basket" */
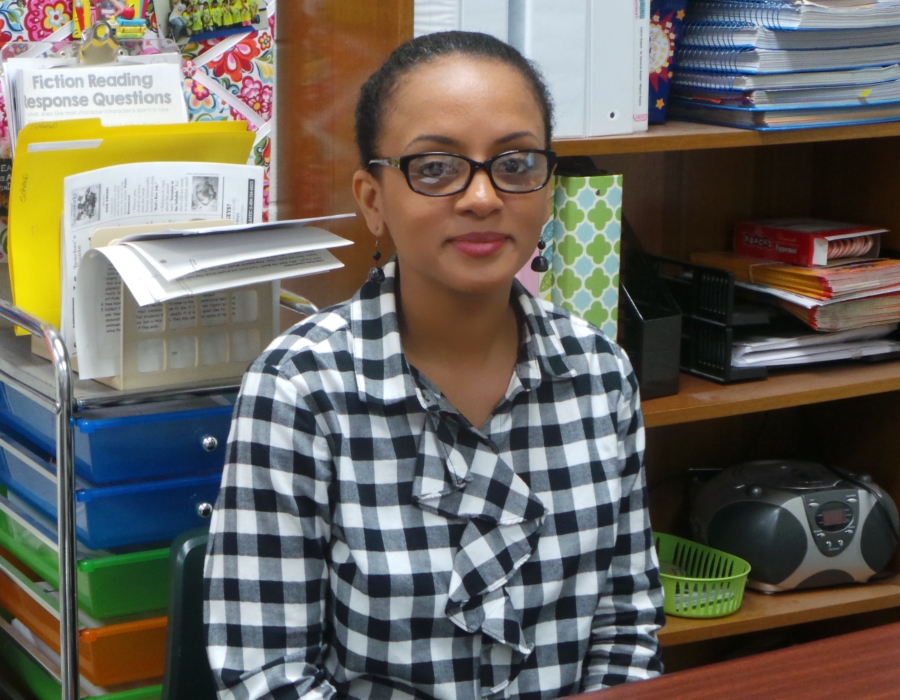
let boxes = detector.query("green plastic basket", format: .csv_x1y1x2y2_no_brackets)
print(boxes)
654,533,751,619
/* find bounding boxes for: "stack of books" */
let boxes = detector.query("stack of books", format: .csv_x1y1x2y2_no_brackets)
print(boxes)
668,0,900,130
692,218,900,333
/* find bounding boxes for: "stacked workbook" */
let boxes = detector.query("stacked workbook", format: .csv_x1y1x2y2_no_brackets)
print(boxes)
413,0,650,137
692,218,900,368
668,0,900,130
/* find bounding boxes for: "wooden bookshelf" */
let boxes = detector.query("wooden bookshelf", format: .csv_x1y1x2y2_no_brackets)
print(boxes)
643,361,900,428
553,119,900,157
658,576,900,646
276,1,900,666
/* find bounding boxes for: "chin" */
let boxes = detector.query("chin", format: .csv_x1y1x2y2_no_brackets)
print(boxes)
445,264,523,297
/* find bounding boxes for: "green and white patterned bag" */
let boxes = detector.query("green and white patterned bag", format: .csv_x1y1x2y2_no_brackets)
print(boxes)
539,174,622,340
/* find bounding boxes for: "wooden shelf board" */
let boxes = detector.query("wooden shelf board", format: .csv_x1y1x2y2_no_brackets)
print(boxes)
553,120,900,156
642,361,900,428
658,576,900,647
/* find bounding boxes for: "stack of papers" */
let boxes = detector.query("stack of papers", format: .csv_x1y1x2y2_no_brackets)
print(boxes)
732,323,900,368
7,119,255,336
60,160,266,351
74,216,353,382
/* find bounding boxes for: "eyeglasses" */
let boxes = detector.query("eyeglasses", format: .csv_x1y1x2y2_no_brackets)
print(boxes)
368,149,557,197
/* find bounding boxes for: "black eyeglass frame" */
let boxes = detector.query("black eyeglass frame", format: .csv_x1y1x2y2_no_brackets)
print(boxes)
368,149,558,197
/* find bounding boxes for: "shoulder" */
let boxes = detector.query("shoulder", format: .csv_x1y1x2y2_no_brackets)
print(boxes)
247,299,355,384
528,295,638,398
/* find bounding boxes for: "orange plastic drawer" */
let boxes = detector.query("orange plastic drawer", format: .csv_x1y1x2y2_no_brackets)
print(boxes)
0,553,166,687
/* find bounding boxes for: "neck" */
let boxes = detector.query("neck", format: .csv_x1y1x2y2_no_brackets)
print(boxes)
397,269,518,368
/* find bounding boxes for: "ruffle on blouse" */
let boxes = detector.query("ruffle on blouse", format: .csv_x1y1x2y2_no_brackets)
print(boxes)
413,411,547,697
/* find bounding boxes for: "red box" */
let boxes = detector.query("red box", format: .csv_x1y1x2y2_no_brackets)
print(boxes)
734,218,886,267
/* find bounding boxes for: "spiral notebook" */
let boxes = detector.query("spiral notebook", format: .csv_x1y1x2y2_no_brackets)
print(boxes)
672,64,900,91
688,0,900,30
669,97,900,130
677,43,900,74
682,21,900,50
672,79,900,108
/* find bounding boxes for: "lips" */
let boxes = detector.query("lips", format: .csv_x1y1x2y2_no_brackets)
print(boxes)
449,231,510,258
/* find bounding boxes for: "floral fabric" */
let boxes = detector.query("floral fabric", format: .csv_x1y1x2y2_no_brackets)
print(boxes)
0,0,275,255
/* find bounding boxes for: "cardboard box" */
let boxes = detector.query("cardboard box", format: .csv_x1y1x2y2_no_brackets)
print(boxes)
734,217,886,267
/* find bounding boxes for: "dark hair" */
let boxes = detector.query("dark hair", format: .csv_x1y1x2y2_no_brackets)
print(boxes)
355,31,554,167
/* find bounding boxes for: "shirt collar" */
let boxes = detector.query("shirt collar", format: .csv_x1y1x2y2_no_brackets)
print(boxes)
349,259,577,407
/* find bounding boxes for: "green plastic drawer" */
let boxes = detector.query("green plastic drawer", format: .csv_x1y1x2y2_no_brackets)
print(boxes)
0,495,169,619
0,613,161,700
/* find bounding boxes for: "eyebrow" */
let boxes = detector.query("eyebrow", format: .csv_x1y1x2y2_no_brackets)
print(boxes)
406,130,539,150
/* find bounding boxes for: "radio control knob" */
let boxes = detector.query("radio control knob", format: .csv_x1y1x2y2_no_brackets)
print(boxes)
747,485,764,497
860,474,873,483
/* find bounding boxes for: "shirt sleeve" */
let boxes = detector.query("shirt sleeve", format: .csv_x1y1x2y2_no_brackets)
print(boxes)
204,360,337,700
581,353,666,691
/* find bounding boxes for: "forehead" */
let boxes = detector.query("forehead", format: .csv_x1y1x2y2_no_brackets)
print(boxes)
381,55,545,150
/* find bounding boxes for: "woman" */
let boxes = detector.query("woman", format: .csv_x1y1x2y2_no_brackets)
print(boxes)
205,30,664,700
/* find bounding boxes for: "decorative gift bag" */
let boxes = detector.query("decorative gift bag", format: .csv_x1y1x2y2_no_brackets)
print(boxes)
539,174,622,340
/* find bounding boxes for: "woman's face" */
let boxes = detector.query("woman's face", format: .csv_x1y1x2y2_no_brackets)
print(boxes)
354,55,552,298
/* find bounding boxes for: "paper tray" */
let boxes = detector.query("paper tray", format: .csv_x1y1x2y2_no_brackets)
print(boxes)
0,426,221,550
0,378,234,484
0,552,166,687
0,613,161,700
0,494,169,619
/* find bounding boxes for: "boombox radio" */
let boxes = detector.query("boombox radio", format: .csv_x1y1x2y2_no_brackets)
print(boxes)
690,460,900,593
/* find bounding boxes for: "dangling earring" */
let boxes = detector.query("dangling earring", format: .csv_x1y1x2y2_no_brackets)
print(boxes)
530,237,549,272
368,237,385,283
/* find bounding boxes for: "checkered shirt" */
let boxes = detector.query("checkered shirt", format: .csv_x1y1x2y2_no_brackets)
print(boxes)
204,260,664,700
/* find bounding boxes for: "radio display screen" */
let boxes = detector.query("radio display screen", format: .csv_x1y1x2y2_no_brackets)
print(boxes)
816,502,853,532
822,509,846,526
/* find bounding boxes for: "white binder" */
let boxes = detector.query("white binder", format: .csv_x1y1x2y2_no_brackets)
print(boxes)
589,0,635,136
631,0,651,132
509,0,590,138
415,0,508,41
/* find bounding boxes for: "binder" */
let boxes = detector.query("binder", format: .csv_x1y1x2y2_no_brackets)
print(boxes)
460,0,508,42
413,0,508,41
509,0,590,137
7,118,254,335
631,0,650,131
590,0,634,136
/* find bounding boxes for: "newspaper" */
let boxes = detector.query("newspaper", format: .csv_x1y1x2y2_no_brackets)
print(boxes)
60,161,265,352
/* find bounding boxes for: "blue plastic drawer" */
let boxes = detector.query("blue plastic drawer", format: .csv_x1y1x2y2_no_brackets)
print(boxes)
0,381,234,484
0,427,222,550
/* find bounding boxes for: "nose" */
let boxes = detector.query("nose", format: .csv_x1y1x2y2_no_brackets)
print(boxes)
456,167,503,217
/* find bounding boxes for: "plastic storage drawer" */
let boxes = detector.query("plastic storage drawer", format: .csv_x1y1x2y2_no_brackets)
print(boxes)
0,552,166,687
0,494,169,618
0,614,161,700
0,427,222,549
0,380,234,483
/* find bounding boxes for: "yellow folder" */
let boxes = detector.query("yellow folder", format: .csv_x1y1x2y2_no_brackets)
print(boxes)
8,118,255,334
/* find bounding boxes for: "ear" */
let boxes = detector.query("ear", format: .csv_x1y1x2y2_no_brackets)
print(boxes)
353,168,388,239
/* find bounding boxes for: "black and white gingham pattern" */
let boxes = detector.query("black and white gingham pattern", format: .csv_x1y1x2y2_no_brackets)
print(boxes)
204,260,665,700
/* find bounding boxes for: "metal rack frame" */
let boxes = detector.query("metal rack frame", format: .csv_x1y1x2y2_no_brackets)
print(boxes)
0,290,317,699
